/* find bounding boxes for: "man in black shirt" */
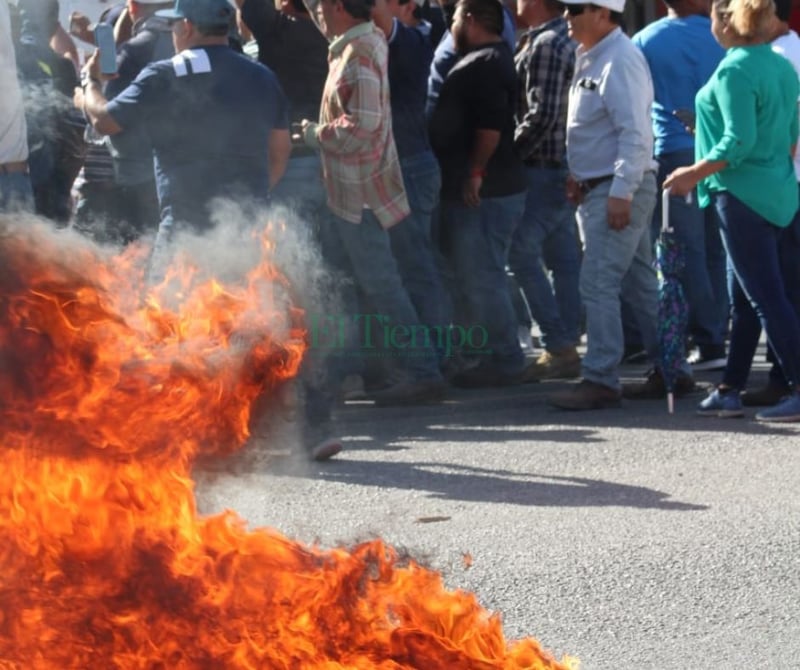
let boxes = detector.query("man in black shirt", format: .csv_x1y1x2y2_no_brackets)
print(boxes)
428,0,528,387
234,0,328,223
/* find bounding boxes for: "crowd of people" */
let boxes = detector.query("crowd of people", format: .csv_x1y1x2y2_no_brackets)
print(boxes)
1,0,800,460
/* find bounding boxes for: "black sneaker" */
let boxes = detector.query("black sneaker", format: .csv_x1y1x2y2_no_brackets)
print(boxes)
622,368,696,400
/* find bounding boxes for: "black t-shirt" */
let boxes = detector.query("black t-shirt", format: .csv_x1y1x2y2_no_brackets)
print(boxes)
428,40,526,201
240,0,328,125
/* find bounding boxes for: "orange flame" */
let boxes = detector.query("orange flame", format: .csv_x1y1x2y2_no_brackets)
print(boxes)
0,219,576,669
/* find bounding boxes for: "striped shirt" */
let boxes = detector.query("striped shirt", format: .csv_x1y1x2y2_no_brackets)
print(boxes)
313,21,410,229
514,16,575,164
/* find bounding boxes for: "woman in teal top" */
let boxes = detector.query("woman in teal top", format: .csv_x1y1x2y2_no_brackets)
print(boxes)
665,0,800,422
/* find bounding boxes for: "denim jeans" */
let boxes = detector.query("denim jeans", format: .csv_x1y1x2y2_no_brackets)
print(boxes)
578,172,659,390
508,165,581,351
269,152,327,231
441,191,527,375
654,149,728,351
316,207,443,383
389,151,449,359
713,191,800,390
0,172,34,213
766,202,800,386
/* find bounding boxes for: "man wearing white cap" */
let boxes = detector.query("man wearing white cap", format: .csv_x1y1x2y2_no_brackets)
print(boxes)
548,0,661,410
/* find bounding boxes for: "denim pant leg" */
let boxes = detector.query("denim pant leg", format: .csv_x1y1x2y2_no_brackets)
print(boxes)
578,173,658,390
764,192,800,386
654,150,727,350
444,193,526,375
0,172,34,213
270,153,327,223
509,166,581,351
389,152,449,357
331,209,443,382
714,192,800,390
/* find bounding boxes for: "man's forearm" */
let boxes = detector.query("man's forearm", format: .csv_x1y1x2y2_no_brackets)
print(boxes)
80,79,122,136
469,129,501,174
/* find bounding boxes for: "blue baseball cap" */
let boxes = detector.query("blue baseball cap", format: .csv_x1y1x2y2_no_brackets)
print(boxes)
156,0,234,27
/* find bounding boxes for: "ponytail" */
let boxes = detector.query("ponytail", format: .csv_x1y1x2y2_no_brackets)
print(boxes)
716,0,776,38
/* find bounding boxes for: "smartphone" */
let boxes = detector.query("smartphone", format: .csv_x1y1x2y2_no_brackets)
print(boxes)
93,23,118,76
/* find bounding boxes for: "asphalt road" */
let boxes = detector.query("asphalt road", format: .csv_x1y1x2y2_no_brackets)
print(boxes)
196,356,800,670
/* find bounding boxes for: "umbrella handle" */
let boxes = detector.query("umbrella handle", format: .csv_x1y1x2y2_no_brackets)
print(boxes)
662,188,673,234
661,187,693,234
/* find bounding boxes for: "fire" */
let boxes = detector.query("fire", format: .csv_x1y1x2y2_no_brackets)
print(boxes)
0,218,576,669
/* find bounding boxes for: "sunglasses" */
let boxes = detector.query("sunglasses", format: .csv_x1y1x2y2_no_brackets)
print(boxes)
564,3,594,15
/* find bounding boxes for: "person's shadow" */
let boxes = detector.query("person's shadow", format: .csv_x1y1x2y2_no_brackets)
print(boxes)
305,457,706,511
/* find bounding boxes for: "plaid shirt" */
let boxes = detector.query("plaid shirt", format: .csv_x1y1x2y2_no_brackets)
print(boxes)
514,17,575,163
310,20,409,228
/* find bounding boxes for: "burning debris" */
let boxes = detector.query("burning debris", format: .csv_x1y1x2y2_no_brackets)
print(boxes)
0,217,575,669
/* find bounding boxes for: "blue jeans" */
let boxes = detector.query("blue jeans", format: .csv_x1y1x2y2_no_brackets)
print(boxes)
0,172,34,212
508,165,581,351
654,149,728,351
269,152,327,229
578,172,659,390
713,191,800,390
389,151,449,358
442,191,527,375
317,207,443,383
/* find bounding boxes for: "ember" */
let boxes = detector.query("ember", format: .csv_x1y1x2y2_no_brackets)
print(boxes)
0,218,576,669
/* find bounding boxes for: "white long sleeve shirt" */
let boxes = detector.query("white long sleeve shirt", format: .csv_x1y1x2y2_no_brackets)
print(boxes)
566,27,656,200
0,0,29,164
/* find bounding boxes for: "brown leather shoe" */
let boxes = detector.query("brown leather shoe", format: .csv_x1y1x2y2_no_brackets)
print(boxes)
622,368,696,400
547,379,622,410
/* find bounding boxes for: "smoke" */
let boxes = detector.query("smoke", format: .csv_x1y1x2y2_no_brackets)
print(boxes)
1,198,342,470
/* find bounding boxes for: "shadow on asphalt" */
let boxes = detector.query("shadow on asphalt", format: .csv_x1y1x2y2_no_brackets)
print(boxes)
301,459,707,511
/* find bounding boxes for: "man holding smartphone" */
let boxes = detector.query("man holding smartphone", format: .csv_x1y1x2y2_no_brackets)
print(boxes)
77,0,291,240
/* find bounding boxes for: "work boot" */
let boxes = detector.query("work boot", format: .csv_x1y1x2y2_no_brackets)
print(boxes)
521,346,581,382
547,379,622,410
622,368,696,400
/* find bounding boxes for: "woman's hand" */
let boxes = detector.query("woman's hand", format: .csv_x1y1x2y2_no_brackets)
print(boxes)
663,166,699,197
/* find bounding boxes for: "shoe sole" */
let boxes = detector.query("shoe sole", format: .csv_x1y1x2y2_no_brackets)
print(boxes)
696,409,744,418
755,412,800,423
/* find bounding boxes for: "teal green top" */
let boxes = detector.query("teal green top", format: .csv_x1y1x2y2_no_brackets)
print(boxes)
695,44,799,227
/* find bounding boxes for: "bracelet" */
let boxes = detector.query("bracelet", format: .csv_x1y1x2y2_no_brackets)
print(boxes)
469,168,487,178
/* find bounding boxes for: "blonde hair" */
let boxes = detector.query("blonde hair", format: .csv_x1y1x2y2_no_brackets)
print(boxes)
715,0,776,38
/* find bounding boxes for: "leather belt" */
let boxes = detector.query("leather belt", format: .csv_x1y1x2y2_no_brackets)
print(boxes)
0,160,29,175
577,174,614,193
524,157,564,169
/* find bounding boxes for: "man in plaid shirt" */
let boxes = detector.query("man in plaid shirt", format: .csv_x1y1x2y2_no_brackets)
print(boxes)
300,0,446,406
509,0,581,382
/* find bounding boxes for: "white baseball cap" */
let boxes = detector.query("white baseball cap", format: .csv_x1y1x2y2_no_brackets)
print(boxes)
561,0,626,12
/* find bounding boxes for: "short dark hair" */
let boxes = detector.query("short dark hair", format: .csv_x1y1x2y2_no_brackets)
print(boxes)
456,0,504,36
774,0,792,22
340,0,376,20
